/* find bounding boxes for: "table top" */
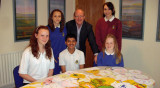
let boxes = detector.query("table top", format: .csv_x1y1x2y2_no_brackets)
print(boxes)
21,66,155,88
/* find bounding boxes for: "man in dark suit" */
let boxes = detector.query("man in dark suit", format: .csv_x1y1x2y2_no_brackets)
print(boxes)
66,9,99,63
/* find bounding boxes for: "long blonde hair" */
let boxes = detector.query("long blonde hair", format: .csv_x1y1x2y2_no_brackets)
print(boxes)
102,34,122,64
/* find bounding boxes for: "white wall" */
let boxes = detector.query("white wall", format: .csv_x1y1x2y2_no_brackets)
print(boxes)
0,0,27,53
106,0,160,87
0,0,75,54
0,0,159,87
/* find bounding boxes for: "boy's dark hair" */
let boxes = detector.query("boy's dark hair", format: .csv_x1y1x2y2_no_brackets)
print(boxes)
65,34,77,41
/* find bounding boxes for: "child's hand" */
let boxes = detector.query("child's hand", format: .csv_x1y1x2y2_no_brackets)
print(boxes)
94,55,97,64
54,58,57,63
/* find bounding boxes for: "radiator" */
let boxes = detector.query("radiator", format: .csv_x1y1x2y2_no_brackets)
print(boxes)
0,51,22,87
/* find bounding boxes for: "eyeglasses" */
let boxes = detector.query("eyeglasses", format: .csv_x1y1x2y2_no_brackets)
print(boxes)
75,16,84,18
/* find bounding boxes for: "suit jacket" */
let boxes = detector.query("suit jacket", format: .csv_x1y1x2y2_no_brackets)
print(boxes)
66,20,99,55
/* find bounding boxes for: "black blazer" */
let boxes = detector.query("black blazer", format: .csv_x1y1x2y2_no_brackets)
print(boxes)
66,20,99,55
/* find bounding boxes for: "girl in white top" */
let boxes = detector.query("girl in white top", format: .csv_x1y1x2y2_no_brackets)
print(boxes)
19,26,55,84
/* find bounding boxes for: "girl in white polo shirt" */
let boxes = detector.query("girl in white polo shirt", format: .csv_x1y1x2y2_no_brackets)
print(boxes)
19,26,55,85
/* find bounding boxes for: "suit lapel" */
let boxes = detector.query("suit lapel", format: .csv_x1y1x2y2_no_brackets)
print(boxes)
73,20,78,37
80,21,86,39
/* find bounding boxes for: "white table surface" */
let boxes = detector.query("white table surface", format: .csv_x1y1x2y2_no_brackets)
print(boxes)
21,66,155,88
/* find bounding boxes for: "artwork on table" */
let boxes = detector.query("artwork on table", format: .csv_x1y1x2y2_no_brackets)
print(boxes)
120,0,145,39
157,0,160,41
20,67,155,88
49,0,65,15
14,0,37,41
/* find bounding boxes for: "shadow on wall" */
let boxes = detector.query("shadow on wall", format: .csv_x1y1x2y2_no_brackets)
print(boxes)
123,45,145,70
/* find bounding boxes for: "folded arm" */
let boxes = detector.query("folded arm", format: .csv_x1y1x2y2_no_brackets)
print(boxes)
19,74,36,82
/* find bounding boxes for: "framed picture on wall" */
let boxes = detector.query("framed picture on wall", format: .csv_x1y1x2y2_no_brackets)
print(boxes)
157,0,160,41
48,0,65,16
120,0,145,39
14,0,37,41
0,0,1,8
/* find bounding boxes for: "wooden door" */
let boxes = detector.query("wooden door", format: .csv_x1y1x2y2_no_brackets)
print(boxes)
76,0,105,68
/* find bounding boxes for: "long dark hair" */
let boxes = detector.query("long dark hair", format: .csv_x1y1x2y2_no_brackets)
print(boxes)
103,2,115,17
28,25,52,60
48,9,65,32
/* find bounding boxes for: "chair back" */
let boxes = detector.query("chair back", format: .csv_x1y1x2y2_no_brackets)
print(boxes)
13,65,23,88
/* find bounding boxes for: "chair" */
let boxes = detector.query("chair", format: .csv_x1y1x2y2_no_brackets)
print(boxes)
13,65,23,88
93,61,97,67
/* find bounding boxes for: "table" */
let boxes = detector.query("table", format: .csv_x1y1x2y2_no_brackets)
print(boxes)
21,66,155,88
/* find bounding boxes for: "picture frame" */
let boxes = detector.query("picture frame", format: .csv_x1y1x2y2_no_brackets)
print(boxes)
14,0,37,41
48,0,65,16
0,0,1,8
120,0,145,39
157,0,160,41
